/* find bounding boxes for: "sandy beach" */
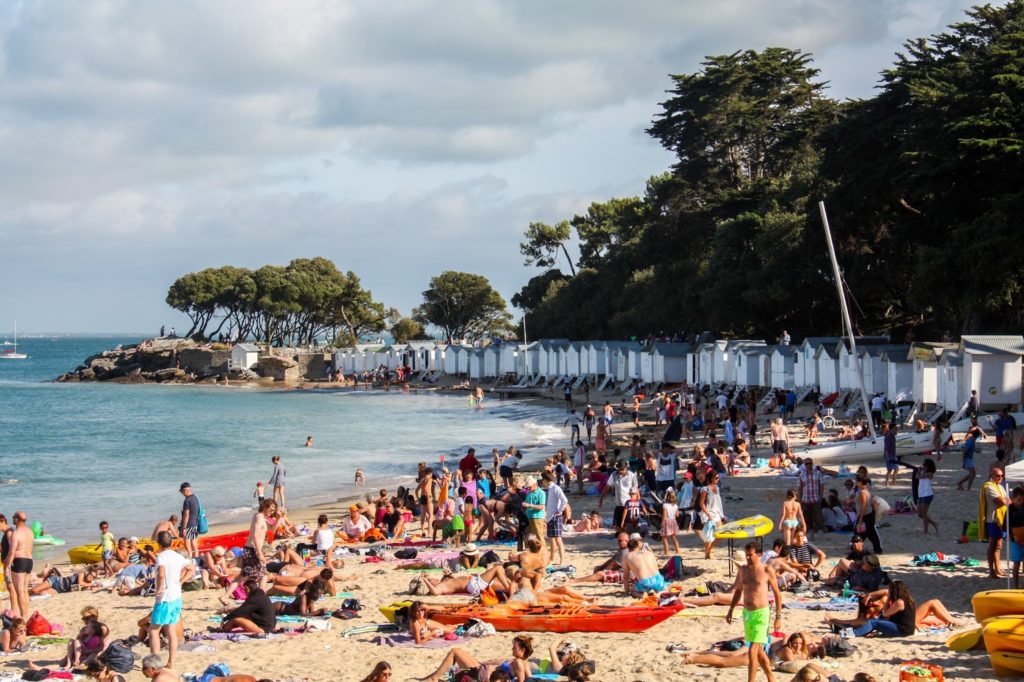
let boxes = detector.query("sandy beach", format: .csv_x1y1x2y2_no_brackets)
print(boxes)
0,390,1003,681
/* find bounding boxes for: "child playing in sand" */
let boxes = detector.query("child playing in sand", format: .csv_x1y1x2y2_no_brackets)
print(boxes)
661,489,681,555
253,481,265,505
779,489,805,545
98,521,115,577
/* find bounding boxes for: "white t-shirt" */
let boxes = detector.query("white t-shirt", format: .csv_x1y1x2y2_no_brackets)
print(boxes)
156,549,191,603
315,528,334,552
344,515,372,537
656,453,677,482
871,396,884,411
717,394,728,410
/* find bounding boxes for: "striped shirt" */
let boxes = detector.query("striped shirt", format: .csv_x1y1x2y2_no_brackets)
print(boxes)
798,468,822,503
791,541,821,565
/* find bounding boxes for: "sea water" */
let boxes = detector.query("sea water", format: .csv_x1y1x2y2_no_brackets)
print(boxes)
0,335,566,546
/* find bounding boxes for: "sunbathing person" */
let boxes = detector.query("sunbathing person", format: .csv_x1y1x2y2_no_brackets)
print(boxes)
680,632,820,672
409,600,459,644
197,546,235,588
136,613,184,647
416,634,535,682
276,579,328,618
0,618,26,653
571,512,603,533
825,581,962,631
505,567,594,605
418,563,512,596
508,537,546,588
571,532,631,585
30,564,99,595
268,566,353,597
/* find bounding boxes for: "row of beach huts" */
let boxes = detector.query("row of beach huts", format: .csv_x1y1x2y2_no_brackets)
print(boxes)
307,335,1024,416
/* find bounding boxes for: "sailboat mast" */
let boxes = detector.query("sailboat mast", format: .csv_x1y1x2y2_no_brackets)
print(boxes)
818,201,877,441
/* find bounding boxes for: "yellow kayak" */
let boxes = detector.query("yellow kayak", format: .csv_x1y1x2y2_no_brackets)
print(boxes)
991,650,1024,677
984,616,1024,653
67,537,165,564
715,515,774,540
974,590,1024,623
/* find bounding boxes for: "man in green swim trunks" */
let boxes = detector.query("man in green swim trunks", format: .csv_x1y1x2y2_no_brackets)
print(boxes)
726,542,783,682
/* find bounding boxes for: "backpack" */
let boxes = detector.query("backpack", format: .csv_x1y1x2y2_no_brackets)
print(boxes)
825,637,857,658
479,550,500,567
660,556,684,580
197,498,209,535
394,548,418,560
100,640,135,673
26,612,51,636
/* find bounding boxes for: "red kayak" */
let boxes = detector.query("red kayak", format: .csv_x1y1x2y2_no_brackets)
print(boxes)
425,602,682,633
197,530,273,552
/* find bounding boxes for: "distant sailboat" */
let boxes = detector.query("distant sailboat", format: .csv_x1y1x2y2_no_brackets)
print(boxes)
0,321,27,359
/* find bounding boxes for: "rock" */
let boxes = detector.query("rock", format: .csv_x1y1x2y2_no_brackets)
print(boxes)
154,368,186,382
257,355,300,382
79,368,96,381
90,357,116,373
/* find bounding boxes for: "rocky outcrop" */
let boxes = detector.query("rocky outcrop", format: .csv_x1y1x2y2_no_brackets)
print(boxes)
256,355,299,382
57,339,331,384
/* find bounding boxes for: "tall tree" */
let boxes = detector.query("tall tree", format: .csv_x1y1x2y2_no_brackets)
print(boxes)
415,271,511,342
520,221,577,276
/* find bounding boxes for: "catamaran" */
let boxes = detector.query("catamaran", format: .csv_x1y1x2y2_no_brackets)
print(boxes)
0,321,27,359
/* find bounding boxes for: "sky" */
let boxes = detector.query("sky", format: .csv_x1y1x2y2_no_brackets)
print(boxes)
0,0,982,334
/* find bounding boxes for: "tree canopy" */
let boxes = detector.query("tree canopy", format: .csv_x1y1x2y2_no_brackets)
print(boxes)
165,258,388,345
415,271,512,342
516,3,1024,339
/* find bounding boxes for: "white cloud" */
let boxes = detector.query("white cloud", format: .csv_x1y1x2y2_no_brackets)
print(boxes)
0,0,982,331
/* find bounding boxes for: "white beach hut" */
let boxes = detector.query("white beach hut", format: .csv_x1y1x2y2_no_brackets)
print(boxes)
638,348,654,384
725,341,767,386
909,343,956,408
566,343,582,379
883,347,913,403
712,340,730,384
770,345,797,389
938,351,964,412
960,335,1024,408
522,343,539,377
483,346,499,378
736,346,772,388
230,343,260,371
652,342,689,384
795,337,842,388
468,349,486,380
696,343,716,386
815,344,840,394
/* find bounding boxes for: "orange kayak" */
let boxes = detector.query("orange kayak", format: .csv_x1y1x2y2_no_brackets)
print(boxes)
424,602,682,633
197,530,274,552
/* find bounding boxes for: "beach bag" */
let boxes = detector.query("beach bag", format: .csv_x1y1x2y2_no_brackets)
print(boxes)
824,637,856,658
660,556,684,580
394,548,417,560
182,578,204,592
26,612,51,636
899,661,943,681
464,619,497,637
479,550,500,567
872,495,891,515
700,520,717,544
100,640,135,674
409,577,430,596
197,498,209,535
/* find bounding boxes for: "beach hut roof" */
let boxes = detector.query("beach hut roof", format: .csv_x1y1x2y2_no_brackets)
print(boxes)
652,342,690,357
960,335,1024,356
741,345,774,356
858,344,908,358
834,336,891,352
939,350,964,367
772,345,798,357
906,342,958,362
235,343,260,352
800,336,843,349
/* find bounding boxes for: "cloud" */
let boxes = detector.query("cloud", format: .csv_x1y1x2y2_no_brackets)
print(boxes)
0,0,982,331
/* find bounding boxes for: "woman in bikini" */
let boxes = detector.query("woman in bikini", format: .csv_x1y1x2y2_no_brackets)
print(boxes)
779,490,806,546
408,601,459,644
416,634,535,682
275,579,328,618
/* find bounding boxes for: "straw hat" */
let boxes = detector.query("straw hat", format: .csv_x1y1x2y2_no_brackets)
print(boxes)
460,543,480,556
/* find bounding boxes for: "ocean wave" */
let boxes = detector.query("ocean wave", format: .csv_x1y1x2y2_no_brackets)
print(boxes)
522,421,564,445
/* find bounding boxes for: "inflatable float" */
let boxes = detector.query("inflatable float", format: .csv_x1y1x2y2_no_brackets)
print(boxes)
29,521,65,547
421,602,683,633
715,515,774,540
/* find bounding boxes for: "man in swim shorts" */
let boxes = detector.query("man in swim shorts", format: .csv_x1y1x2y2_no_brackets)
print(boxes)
726,543,783,682
4,511,34,618
570,532,629,585
622,537,667,596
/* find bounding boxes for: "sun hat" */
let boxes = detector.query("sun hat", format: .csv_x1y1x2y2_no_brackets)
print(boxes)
213,546,226,556
461,543,480,556
129,536,139,543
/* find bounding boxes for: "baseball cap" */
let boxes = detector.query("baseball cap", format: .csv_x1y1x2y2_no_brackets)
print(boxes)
629,532,642,541
179,482,191,491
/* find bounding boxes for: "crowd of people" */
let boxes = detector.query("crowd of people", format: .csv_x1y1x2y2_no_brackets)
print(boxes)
1,379,1008,681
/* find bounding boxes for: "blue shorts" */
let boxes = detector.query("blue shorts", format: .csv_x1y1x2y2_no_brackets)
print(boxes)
151,598,182,625
885,461,898,472
918,495,933,505
987,522,1005,541
634,573,667,593
1013,541,1024,563
102,550,113,560
964,458,974,470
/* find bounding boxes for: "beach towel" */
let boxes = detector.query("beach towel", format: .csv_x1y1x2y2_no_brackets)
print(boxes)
908,552,979,568
341,623,401,638
369,632,470,648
